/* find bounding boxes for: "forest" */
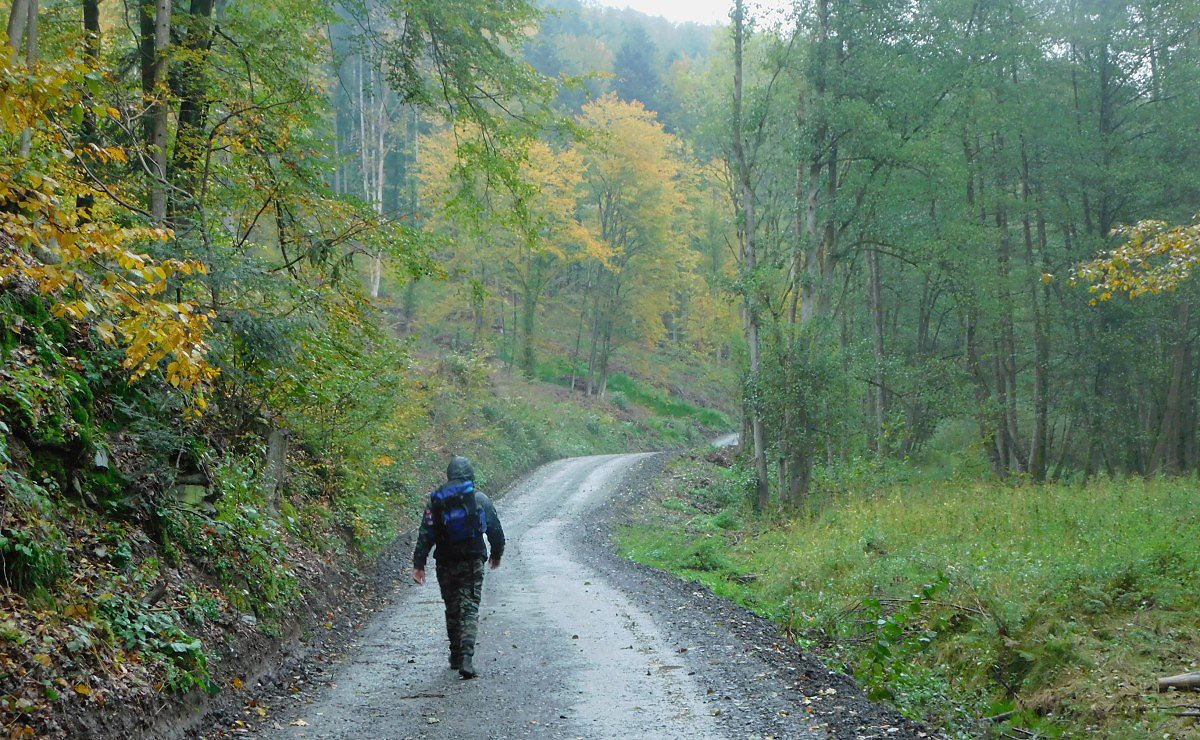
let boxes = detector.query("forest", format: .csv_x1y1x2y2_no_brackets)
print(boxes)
2,0,1200,737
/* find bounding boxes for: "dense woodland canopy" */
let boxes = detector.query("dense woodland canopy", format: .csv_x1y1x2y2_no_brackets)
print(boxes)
4,0,1200,512
444,0,1200,502
709,0,1200,503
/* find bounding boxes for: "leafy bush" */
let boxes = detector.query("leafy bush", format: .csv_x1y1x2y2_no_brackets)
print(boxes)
0,475,68,594
710,508,741,531
163,456,297,619
855,575,950,705
0,523,68,594
97,591,213,693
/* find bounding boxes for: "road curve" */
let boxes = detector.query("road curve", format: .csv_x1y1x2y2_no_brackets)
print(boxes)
262,453,724,739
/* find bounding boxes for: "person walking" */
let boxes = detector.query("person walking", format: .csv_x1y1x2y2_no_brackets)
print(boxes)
413,455,504,679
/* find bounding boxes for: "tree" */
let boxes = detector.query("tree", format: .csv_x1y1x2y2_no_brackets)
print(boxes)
613,23,660,108
729,0,770,509
0,53,217,396
575,94,696,396
418,126,601,374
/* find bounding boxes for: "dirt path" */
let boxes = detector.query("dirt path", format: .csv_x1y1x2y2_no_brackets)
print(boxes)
244,453,930,739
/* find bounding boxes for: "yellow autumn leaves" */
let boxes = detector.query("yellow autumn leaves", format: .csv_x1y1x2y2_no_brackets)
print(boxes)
0,55,217,402
1076,219,1200,303
416,93,724,357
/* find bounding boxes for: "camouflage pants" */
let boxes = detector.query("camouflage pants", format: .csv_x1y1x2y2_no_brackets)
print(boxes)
436,558,485,660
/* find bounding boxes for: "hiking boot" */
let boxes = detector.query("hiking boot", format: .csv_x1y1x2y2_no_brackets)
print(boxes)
458,655,476,679
449,652,462,670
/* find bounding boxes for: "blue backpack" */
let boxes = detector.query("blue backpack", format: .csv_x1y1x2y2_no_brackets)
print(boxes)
431,481,486,544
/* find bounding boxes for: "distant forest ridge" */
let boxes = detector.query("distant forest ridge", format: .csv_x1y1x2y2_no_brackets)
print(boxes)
527,0,719,120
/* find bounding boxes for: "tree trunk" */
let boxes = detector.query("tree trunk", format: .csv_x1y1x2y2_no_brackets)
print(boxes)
263,428,289,517
520,285,537,377
76,0,101,219
585,282,602,395
1186,345,1199,473
1023,156,1049,481
597,310,614,399
992,137,1023,474
1152,300,1190,475
993,347,1010,474
371,63,387,297
1157,672,1200,692
868,246,887,456
5,0,31,57
569,279,586,392
966,311,1003,477
732,0,770,511
801,0,842,330
170,0,216,226
140,0,171,223
17,0,38,157
789,89,806,333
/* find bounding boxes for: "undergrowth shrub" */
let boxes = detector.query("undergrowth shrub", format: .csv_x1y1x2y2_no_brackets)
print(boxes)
162,456,297,620
0,475,68,594
854,575,952,707
96,589,213,693
0,521,68,595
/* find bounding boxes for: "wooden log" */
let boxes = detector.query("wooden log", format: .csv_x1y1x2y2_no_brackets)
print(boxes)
1158,672,1200,692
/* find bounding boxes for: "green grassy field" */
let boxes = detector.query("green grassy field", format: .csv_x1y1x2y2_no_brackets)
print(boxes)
618,453,1200,737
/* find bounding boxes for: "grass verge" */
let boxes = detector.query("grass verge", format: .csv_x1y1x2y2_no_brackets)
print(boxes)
616,450,1200,738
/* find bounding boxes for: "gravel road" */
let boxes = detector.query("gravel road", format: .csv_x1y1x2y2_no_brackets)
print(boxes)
247,452,932,739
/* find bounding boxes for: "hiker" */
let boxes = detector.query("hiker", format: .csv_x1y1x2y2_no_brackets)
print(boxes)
412,455,505,679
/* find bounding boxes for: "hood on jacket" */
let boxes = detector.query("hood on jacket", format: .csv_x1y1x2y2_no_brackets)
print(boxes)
446,455,475,483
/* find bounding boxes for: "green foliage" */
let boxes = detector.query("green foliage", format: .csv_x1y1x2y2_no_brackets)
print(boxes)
0,294,91,447
161,456,297,619
607,374,729,428
384,0,550,127
0,475,68,594
96,590,213,694
0,521,68,596
182,589,225,628
856,575,951,707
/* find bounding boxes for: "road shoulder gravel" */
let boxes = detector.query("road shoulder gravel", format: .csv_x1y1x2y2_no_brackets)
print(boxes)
588,452,935,740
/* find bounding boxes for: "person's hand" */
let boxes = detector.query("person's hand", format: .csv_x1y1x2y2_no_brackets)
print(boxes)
489,557,501,570
413,568,425,585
